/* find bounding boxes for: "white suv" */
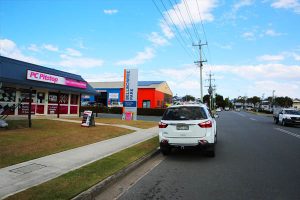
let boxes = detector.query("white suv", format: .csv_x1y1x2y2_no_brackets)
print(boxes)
159,104,217,157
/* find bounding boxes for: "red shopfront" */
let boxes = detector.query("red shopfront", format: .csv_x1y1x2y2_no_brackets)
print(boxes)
0,87,80,116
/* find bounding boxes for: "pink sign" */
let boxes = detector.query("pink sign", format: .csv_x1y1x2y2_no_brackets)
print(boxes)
27,70,87,89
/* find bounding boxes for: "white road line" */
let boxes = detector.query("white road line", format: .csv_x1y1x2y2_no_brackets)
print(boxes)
274,128,300,139
250,118,257,121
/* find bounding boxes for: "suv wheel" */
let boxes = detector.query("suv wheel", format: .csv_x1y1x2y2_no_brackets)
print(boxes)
160,146,171,155
206,145,215,157
214,132,217,144
282,119,286,126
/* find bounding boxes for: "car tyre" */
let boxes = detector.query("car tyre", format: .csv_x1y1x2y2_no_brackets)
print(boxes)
214,133,217,144
282,119,286,126
161,146,171,155
206,145,215,157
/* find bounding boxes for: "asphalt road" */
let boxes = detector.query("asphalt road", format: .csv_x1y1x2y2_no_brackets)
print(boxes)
118,111,300,200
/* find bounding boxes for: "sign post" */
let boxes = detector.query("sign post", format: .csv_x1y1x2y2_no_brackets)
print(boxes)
123,69,138,120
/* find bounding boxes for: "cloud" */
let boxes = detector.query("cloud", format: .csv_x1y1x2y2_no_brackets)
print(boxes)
0,38,42,64
264,29,283,36
214,42,233,50
164,0,217,28
43,44,59,52
28,44,39,52
257,54,285,62
58,55,104,68
148,32,168,46
116,47,155,66
222,0,254,21
271,0,300,14
84,72,123,82
242,31,256,40
65,48,82,57
249,80,299,98
159,21,174,39
104,9,118,15
292,53,300,60
233,0,255,11
212,63,300,80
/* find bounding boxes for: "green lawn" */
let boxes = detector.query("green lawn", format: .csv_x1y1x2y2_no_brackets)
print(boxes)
6,136,159,200
65,117,158,129
0,119,133,168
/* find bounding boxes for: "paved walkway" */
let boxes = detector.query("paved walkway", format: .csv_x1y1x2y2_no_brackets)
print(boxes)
0,120,158,199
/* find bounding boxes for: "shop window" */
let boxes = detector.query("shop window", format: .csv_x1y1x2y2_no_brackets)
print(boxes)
37,92,45,103
71,94,79,105
0,87,16,102
20,90,36,103
48,92,58,103
59,93,69,104
143,100,151,108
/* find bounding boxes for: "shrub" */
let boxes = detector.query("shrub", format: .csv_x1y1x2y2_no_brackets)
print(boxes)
80,106,166,116
137,108,166,116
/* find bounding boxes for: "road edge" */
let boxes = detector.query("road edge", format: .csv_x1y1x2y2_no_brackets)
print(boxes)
72,148,160,200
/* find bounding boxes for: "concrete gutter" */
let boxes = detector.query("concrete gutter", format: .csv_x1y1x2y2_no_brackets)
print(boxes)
72,148,160,200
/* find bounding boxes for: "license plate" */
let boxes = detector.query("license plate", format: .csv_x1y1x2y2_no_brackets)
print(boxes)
176,124,189,130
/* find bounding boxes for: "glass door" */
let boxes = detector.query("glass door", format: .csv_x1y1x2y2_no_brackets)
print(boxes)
36,91,46,114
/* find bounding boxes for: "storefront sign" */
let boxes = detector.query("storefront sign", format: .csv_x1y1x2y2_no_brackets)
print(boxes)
27,70,87,89
18,104,35,115
123,69,138,120
81,110,95,127
109,93,119,99
123,101,136,107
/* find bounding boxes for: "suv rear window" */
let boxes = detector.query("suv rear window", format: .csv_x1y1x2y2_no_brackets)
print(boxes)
162,106,208,120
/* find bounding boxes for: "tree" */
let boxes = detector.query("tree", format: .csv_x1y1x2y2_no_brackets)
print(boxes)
247,96,260,106
224,97,232,108
203,94,210,107
275,96,293,107
215,94,225,108
182,95,195,102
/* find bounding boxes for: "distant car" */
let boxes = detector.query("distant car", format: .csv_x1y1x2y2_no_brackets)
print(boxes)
246,107,253,111
235,108,241,112
158,104,217,157
216,107,221,112
224,107,230,111
108,102,123,107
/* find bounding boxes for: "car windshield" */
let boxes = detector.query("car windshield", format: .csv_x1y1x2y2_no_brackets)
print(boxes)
162,106,207,120
285,110,300,115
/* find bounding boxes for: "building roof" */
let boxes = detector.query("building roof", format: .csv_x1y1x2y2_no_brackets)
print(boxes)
0,56,97,94
89,81,173,96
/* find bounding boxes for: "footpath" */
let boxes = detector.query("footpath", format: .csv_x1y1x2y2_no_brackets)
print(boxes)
0,119,158,199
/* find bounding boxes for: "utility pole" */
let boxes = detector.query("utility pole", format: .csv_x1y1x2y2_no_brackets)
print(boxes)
272,90,276,109
205,71,215,110
193,40,207,103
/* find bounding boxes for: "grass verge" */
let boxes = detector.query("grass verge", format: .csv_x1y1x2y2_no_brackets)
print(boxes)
6,136,159,200
246,110,273,117
0,119,132,168
65,117,158,129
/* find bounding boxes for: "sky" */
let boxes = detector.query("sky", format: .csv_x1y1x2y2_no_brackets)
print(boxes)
0,0,300,99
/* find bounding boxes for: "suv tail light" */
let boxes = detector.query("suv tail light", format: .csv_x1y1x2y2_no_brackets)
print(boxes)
159,122,168,128
198,120,212,128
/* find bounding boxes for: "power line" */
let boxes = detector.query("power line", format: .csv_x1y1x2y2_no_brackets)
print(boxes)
195,0,213,71
168,0,195,44
182,0,201,42
152,0,195,59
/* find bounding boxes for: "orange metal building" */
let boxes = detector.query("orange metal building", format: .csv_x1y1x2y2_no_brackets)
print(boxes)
88,81,173,108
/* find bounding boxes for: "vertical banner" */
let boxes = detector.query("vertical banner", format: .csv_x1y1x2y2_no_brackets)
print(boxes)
123,69,138,120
